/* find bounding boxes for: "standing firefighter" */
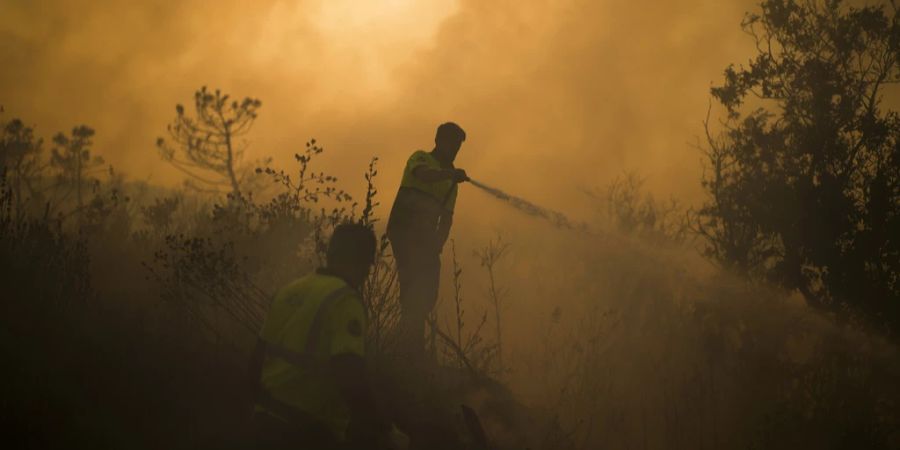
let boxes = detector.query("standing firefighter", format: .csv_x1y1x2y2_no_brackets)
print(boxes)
250,223,391,449
387,122,469,358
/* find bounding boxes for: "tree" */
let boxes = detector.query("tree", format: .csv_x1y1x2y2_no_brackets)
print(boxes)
0,118,44,211
696,0,900,334
156,86,263,196
51,125,103,219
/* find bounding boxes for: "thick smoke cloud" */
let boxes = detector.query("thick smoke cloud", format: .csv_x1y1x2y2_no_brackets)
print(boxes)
385,0,758,215
1,0,757,216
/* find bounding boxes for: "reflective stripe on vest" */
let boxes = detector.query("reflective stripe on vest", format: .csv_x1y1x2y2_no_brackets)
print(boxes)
262,339,315,368
261,285,356,367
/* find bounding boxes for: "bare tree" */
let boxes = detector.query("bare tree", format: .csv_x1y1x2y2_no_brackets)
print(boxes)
157,86,262,196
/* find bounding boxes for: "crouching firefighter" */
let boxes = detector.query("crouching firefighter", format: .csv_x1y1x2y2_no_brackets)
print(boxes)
248,223,394,449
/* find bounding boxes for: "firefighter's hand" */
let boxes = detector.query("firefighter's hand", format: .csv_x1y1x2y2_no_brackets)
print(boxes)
451,168,469,183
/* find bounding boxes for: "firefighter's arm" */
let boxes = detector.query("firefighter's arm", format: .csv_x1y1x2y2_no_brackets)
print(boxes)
413,166,468,183
328,297,390,438
329,353,388,436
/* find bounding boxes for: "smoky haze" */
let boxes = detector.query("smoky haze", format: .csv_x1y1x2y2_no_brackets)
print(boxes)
1,0,757,219
4,3,900,449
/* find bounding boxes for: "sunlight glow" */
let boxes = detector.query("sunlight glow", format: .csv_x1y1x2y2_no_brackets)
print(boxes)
250,0,458,100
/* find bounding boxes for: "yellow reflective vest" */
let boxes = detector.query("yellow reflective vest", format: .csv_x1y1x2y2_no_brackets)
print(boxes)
398,150,458,213
387,150,458,247
256,270,366,440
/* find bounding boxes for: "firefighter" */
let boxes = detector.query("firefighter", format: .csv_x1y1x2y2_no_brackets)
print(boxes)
386,122,469,359
250,223,390,449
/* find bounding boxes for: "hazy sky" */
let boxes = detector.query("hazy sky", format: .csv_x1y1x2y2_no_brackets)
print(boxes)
1,0,759,219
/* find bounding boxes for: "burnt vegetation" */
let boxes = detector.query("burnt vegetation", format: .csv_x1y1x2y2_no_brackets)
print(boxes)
1,1,899,449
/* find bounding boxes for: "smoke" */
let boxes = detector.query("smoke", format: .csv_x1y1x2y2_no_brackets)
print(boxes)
3,3,899,447
0,0,761,211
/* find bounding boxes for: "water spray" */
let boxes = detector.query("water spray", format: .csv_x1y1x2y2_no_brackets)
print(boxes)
467,178,590,232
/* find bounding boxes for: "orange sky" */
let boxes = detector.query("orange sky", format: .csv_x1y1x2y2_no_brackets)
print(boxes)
1,0,759,221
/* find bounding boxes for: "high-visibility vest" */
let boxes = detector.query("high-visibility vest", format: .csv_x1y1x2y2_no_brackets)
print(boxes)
399,150,458,213
256,271,366,440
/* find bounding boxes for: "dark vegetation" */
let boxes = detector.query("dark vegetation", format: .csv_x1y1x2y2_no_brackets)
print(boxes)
1,1,899,449
695,0,900,336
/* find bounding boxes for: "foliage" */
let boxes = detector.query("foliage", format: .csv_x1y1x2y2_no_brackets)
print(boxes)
357,157,403,363
157,86,267,195
5,18,900,443
427,240,498,377
256,139,353,266
146,138,356,345
1,107,532,448
149,235,268,336
0,171,91,309
140,195,181,234
475,233,511,375
696,0,900,334
0,118,44,212
584,172,689,243
50,125,104,220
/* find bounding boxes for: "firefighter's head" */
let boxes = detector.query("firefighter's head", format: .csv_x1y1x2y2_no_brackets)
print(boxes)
434,122,466,163
326,223,377,288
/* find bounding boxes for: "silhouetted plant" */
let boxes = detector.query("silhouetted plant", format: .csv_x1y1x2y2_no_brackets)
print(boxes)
362,232,401,364
157,86,267,196
257,139,353,266
50,125,103,223
0,118,44,213
147,235,268,338
345,156,404,365
475,233,511,375
141,195,181,234
79,173,131,237
360,157,380,227
0,171,91,309
583,172,688,243
428,240,496,377
146,137,359,345
695,0,900,335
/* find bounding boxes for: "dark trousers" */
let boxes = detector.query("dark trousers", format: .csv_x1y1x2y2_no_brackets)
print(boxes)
392,239,441,358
